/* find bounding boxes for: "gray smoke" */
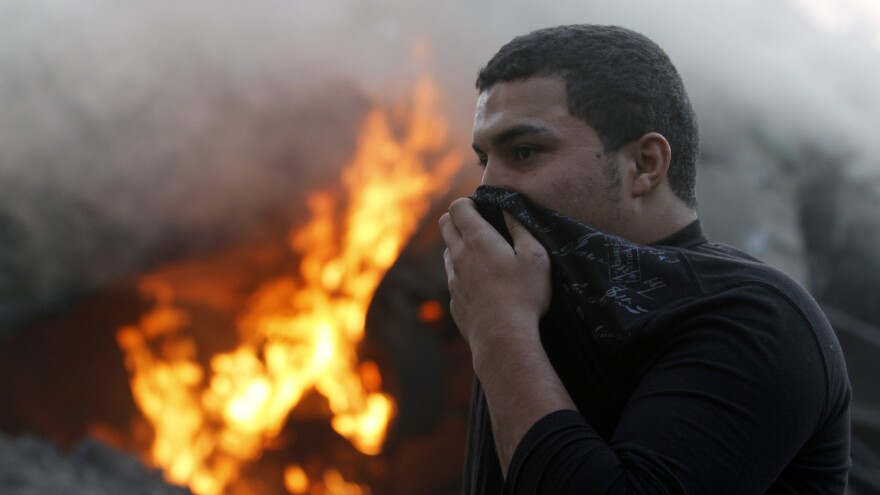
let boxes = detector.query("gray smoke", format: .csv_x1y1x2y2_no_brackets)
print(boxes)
1,0,879,333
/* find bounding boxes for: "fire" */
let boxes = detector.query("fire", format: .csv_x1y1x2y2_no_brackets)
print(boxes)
116,76,461,494
284,464,366,495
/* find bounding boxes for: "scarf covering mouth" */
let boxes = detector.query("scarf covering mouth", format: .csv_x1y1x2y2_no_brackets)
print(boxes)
470,184,702,343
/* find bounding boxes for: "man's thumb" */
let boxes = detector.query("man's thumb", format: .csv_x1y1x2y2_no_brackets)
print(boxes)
503,210,537,250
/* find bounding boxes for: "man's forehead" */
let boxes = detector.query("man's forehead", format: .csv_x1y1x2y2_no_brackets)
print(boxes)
473,77,575,141
476,77,568,113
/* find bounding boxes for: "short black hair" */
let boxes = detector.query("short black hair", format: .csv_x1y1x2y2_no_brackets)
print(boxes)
476,25,699,208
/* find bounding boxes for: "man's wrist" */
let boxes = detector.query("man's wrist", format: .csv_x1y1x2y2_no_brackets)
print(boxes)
469,319,542,377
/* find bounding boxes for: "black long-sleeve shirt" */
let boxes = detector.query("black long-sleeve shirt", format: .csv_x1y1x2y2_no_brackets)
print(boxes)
464,186,851,494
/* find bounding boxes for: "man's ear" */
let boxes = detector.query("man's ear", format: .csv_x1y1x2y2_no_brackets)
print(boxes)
631,132,672,198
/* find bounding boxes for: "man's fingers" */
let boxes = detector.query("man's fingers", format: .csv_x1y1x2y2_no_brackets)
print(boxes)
503,210,550,276
447,198,494,239
438,211,462,251
442,247,455,281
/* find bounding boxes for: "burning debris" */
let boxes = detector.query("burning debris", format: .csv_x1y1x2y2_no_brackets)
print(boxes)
114,77,462,494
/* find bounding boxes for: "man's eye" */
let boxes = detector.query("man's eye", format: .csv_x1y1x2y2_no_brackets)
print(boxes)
514,147,537,160
476,154,488,167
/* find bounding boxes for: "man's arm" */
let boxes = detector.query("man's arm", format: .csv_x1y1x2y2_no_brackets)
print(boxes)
439,197,576,474
499,283,847,494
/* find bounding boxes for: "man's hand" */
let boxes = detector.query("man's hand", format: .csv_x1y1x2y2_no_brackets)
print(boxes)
440,197,575,475
439,197,551,354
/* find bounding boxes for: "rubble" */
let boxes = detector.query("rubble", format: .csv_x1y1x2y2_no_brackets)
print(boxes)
0,432,191,495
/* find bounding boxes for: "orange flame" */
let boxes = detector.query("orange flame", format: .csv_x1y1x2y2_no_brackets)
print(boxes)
117,76,461,494
283,464,366,495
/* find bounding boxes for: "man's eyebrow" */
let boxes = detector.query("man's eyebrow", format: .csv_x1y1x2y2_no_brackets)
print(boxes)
472,123,554,153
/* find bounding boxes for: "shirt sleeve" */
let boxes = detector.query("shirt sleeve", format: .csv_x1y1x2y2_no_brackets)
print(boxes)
502,285,849,494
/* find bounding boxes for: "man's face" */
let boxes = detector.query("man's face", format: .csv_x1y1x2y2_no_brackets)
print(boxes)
472,77,626,233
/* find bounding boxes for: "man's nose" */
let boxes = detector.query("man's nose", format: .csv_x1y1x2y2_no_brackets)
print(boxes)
480,159,509,187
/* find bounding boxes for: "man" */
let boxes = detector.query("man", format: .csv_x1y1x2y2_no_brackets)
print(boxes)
439,25,850,493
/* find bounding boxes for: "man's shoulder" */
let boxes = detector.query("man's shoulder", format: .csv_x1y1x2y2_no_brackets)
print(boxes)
675,239,815,307
644,220,817,312
651,239,850,412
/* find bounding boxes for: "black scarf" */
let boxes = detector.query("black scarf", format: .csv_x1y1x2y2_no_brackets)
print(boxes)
472,184,702,345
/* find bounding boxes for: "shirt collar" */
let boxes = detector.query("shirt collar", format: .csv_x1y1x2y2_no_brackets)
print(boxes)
650,219,708,249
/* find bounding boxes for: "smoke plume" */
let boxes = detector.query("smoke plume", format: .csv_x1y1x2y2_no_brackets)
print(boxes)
1,0,879,332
